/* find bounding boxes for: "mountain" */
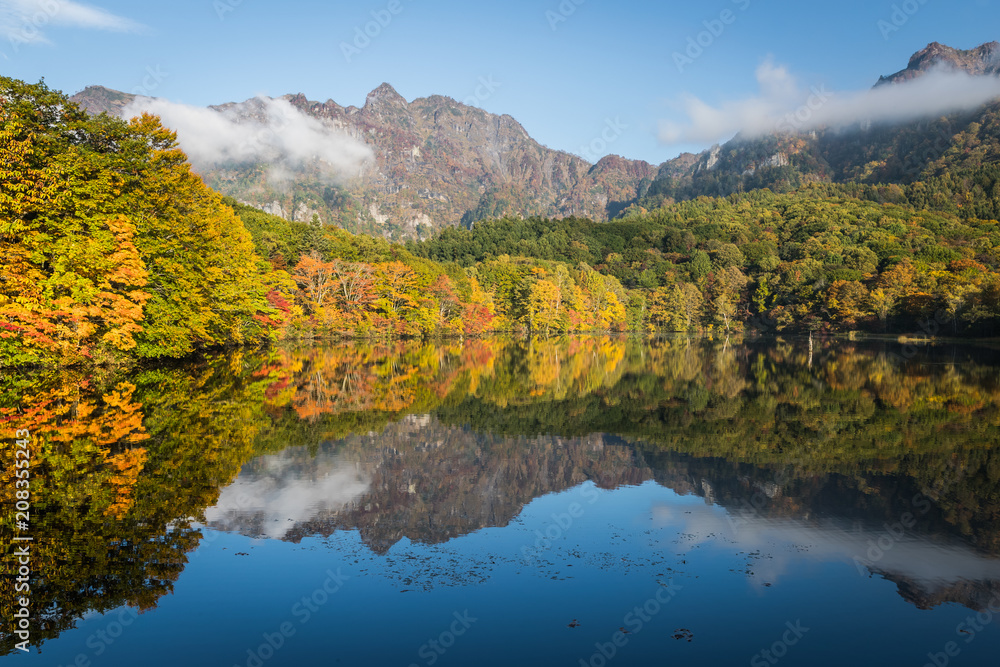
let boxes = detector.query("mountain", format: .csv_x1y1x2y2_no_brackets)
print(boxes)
207,419,647,553
68,84,136,115
638,41,1000,209
203,413,1000,612
71,83,656,239
71,40,1000,238
877,41,1000,85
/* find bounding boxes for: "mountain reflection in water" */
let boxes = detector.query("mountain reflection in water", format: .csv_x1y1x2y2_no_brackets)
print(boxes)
3,336,1000,664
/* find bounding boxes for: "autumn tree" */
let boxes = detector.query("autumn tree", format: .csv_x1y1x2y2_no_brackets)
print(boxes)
0,77,277,365
428,274,461,330
123,114,275,357
868,288,896,328
330,260,375,312
528,275,564,335
825,280,871,326
374,261,419,317
1,84,150,365
707,268,749,333
293,251,337,313
649,283,687,331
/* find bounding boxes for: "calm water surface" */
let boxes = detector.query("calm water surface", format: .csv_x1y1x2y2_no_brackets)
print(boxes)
3,336,1000,666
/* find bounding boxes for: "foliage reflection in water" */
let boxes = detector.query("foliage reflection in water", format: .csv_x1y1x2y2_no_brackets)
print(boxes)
2,336,1000,665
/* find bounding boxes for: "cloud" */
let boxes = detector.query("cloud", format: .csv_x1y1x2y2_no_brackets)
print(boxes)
204,447,371,540
0,0,145,46
659,59,1000,146
122,95,375,181
661,501,1000,596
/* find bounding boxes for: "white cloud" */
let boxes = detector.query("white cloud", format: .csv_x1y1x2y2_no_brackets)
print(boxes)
122,95,375,181
660,501,1000,596
204,448,371,540
660,59,1000,146
0,0,145,46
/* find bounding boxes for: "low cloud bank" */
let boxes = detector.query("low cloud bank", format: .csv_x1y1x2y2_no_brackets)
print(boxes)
123,95,374,181
660,60,1000,146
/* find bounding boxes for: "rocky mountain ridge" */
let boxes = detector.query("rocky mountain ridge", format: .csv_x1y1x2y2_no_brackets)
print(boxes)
202,415,1000,612
72,81,658,238
638,40,1000,208
70,40,1000,237
877,41,1000,85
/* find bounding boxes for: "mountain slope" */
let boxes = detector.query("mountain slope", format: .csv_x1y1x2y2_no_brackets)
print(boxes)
71,40,1000,236
71,83,655,238
877,41,999,85
638,41,1000,209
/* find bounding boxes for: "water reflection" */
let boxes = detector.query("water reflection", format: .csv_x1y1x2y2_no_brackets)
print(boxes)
667,503,1000,610
205,449,371,540
202,410,1000,614
3,336,1000,657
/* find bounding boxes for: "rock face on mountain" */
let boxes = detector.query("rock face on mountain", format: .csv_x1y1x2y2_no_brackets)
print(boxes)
204,416,650,553
293,84,661,230
877,41,1000,86
637,41,1000,208
202,415,1000,611
71,41,1000,237
71,83,655,238
69,84,136,116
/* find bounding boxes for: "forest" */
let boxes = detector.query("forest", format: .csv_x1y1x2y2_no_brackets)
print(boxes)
0,77,498,367
410,186,1000,337
5,76,1000,369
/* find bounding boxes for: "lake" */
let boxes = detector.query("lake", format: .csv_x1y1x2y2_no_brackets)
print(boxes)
3,336,1000,666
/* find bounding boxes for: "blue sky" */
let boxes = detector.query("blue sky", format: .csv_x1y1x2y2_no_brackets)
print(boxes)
1,0,998,164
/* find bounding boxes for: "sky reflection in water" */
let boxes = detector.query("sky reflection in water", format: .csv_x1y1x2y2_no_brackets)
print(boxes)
7,337,1000,666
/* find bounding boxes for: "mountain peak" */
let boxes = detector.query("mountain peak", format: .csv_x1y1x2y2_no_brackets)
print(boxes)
366,82,407,108
878,40,1000,86
76,84,116,95
70,85,137,115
